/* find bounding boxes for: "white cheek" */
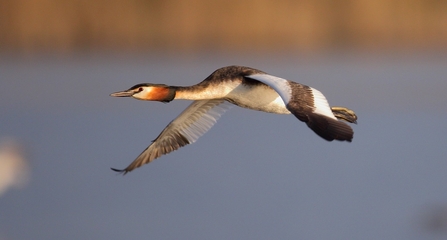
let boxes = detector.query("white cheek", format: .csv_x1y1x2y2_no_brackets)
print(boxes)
144,88,153,95
133,93,142,99
133,88,152,100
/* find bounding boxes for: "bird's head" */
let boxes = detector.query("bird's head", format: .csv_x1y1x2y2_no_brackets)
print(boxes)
110,83,175,102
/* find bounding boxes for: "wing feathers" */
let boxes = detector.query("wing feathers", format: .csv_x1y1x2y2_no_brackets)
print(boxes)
305,113,353,142
112,99,232,174
247,73,353,142
309,87,337,119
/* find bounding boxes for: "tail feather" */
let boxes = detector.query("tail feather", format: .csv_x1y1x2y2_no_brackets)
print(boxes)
306,113,353,142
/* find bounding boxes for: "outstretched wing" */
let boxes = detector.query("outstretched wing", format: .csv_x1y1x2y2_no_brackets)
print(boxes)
112,99,232,174
246,73,353,142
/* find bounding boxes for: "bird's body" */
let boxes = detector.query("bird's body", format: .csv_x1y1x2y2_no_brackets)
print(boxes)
111,65,357,174
177,77,289,114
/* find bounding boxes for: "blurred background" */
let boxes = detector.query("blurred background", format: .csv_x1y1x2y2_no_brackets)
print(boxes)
2,0,447,53
1,0,447,239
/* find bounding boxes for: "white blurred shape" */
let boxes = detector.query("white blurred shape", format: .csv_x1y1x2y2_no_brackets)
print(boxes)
0,138,30,196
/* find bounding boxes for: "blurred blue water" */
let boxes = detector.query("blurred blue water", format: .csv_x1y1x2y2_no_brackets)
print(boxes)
1,52,446,240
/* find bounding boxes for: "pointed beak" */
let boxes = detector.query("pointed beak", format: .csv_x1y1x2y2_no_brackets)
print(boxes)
110,90,134,97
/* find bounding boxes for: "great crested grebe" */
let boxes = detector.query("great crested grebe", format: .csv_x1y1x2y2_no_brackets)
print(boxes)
111,65,357,174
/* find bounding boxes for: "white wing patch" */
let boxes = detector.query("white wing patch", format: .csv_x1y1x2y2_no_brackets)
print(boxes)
310,87,336,119
247,74,292,104
249,73,336,120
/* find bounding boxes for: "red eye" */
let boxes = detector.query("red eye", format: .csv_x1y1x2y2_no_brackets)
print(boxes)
138,87,143,92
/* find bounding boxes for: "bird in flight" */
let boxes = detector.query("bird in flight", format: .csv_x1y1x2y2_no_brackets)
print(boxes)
110,65,357,174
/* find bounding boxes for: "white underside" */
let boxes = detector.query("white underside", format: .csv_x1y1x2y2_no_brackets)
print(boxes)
226,84,290,114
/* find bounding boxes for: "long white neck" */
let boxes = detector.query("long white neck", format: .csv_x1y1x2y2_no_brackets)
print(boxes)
173,82,239,100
